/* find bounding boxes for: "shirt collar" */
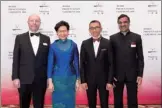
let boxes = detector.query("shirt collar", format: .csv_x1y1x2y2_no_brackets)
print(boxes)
120,30,130,36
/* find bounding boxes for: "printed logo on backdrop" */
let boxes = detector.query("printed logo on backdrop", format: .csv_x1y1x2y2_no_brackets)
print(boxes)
39,2,51,15
148,48,158,60
147,1,159,14
93,2,104,15
62,4,81,13
8,51,13,60
102,29,109,39
12,24,23,37
41,30,54,37
8,5,26,13
39,22,54,37
143,28,161,37
116,4,135,13
69,24,77,41
10,24,23,60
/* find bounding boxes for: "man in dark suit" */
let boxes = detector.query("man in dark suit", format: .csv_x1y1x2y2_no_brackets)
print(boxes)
12,14,50,108
110,14,144,108
80,20,114,108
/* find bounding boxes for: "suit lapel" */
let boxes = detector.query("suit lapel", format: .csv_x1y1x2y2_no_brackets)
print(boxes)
26,32,35,57
89,38,95,59
36,34,43,56
96,37,103,59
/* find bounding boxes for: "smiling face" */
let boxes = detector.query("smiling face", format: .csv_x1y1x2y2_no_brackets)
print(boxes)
57,26,69,40
28,14,41,32
89,21,102,39
118,16,130,32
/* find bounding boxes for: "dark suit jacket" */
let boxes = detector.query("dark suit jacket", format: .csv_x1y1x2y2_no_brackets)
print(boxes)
110,31,144,82
12,32,50,84
80,37,114,85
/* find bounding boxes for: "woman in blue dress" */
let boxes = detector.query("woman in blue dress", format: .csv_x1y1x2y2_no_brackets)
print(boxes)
47,21,80,108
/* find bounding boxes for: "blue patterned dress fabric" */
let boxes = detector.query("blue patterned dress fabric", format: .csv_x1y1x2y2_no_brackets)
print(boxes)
47,39,79,108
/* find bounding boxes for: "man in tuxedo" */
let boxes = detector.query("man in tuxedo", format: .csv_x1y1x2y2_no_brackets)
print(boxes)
12,14,50,108
80,20,113,108
110,14,144,108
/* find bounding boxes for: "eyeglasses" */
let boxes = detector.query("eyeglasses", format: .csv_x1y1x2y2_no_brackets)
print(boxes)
89,26,101,30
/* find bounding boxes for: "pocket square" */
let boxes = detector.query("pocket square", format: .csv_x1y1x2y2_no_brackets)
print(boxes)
43,43,48,46
101,49,107,51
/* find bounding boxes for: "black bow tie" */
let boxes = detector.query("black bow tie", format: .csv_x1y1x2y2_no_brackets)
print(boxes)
30,32,40,37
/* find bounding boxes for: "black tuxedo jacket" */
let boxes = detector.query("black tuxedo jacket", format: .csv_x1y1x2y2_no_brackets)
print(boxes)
80,37,114,85
12,32,50,84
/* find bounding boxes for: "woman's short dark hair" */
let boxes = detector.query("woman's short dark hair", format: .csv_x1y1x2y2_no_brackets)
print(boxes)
54,20,70,32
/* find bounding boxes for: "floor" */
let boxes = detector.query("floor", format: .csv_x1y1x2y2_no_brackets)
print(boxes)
1,105,162,108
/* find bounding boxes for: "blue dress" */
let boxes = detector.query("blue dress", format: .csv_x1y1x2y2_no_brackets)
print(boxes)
47,39,80,108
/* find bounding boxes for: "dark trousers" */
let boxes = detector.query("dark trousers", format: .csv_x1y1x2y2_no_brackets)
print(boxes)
114,79,138,108
86,82,109,108
18,80,47,108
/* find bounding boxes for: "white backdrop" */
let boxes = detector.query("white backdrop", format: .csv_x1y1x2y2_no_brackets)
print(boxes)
1,1,161,105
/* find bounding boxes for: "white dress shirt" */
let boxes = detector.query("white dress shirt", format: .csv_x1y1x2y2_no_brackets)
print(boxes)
121,31,128,36
29,31,40,55
93,36,101,57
